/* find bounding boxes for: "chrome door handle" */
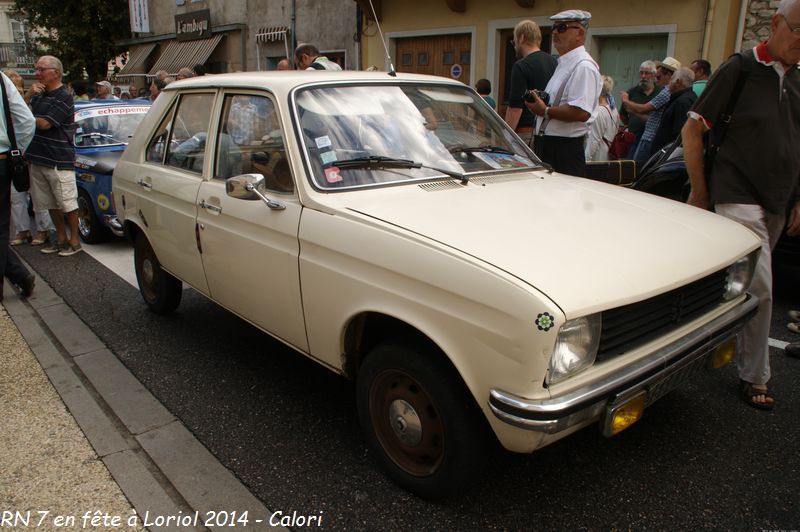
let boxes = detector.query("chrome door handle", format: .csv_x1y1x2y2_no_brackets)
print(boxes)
199,199,222,214
136,179,152,190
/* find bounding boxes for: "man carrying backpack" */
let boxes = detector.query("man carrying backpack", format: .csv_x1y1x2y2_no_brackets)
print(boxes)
682,0,800,411
295,44,342,71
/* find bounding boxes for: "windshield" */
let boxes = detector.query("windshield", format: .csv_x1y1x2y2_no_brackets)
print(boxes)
294,84,540,190
74,105,150,147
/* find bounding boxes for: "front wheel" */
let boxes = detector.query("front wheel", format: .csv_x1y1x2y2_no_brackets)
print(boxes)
356,342,490,499
134,232,182,314
77,189,110,244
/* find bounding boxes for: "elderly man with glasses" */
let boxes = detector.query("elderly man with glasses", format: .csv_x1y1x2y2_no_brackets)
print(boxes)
27,55,80,257
524,9,601,177
681,0,800,410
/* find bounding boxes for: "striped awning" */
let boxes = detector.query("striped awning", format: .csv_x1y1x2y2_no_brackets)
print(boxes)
255,26,289,44
117,43,157,77
148,34,223,76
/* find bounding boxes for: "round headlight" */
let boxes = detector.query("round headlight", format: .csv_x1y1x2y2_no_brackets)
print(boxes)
547,314,601,385
724,249,759,301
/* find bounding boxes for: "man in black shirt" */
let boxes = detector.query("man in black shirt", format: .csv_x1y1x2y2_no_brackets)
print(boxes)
27,55,79,257
504,20,556,138
682,0,800,410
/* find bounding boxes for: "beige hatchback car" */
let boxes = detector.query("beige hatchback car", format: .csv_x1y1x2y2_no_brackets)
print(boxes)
114,71,760,498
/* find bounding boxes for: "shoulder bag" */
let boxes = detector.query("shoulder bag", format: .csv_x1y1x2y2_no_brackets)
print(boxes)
0,75,30,192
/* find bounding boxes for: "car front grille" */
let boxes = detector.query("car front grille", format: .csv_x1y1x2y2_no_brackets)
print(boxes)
596,268,729,362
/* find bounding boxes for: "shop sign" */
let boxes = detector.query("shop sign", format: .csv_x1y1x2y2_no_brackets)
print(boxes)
175,9,211,41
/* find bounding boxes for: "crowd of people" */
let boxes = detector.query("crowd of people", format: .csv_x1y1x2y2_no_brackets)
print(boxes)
505,3,800,410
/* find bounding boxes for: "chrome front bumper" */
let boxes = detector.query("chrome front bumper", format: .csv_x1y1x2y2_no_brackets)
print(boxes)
489,294,758,435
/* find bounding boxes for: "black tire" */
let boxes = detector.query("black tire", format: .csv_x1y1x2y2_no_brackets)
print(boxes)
77,189,110,244
134,232,182,314
356,342,490,499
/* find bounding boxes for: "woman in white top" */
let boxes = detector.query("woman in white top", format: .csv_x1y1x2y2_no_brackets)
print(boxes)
585,75,619,162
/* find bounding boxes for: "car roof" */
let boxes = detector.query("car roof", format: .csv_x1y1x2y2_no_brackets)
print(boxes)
163,70,467,93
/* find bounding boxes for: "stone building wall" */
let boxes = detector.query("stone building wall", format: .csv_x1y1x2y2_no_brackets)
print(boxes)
741,0,780,49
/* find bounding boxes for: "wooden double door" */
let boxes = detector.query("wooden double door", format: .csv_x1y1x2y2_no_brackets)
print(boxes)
395,34,471,83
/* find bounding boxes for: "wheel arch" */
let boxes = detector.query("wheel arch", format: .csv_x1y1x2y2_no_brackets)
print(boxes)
342,312,485,417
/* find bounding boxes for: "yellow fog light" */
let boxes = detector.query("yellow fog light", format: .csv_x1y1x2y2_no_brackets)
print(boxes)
711,338,736,369
605,391,646,437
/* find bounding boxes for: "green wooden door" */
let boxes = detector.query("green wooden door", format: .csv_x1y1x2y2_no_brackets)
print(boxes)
597,35,668,94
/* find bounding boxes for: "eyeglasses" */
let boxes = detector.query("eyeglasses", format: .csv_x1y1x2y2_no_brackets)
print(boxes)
782,14,800,35
34,67,56,72
553,23,583,33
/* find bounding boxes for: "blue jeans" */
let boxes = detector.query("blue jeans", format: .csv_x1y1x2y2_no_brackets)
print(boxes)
633,138,653,165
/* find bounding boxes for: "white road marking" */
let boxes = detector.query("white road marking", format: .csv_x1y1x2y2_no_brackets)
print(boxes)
82,239,137,288
769,337,789,350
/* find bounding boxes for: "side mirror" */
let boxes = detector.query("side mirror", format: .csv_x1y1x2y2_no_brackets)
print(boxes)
226,173,265,200
225,173,286,210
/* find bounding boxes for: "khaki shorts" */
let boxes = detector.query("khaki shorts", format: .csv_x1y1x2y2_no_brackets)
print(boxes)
30,164,78,213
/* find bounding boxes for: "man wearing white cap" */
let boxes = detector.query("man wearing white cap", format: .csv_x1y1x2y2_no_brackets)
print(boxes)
524,9,601,176
620,56,679,163
95,80,119,100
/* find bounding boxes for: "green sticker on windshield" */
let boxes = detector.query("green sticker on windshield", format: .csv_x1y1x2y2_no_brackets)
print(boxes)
321,151,337,165
536,312,555,331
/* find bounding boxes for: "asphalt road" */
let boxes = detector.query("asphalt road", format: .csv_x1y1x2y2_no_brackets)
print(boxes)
16,243,800,530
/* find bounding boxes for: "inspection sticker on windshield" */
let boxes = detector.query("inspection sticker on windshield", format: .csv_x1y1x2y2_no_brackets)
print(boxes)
76,106,150,120
315,135,332,149
324,167,343,183
320,151,337,165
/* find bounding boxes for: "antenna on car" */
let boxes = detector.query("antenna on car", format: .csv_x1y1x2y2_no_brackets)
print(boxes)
366,0,396,76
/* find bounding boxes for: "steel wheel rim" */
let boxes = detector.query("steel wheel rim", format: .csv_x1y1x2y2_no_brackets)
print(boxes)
369,369,444,477
77,195,92,237
139,248,157,301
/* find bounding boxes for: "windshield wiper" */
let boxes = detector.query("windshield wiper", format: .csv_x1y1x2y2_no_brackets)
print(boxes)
330,156,469,184
449,144,515,155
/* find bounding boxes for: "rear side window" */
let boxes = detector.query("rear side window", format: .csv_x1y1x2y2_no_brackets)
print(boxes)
145,93,215,174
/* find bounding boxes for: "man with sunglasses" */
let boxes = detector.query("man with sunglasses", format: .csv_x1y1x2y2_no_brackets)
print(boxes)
681,0,800,411
524,10,601,177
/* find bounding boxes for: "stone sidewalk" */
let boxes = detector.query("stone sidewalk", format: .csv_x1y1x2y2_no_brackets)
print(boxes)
1,268,283,531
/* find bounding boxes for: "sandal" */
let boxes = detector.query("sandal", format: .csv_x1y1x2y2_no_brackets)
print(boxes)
30,232,49,246
739,380,774,411
11,232,31,246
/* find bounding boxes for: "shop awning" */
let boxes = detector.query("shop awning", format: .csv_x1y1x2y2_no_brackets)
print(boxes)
116,43,157,77
148,34,223,76
255,26,289,44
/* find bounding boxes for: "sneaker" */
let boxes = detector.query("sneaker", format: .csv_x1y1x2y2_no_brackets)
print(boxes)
41,241,65,254
788,310,800,322
58,242,83,257
788,322,800,334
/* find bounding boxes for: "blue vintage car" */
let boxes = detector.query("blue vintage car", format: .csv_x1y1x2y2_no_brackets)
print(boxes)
74,99,151,243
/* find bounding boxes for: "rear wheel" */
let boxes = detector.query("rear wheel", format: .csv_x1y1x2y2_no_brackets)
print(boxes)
134,232,182,314
77,189,110,244
356,342,490,499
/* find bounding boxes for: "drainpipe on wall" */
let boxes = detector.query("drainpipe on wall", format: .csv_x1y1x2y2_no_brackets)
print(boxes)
701,0,716,59
735,0,749,52
291,0,296,60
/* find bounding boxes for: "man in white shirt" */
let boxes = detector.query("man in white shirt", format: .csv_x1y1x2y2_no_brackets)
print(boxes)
524,9,601,176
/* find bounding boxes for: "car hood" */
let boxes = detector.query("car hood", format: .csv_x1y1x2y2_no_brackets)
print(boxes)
340,173,760,316
75,149,124,175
